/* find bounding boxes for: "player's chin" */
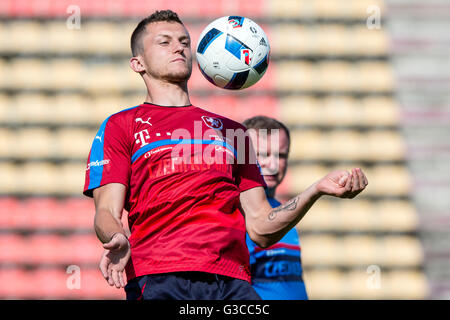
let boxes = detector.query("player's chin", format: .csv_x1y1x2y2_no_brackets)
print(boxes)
263,176,278,189
165,68,192,83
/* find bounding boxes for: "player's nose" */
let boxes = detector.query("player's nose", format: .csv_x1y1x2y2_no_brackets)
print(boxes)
259,155,279,174
267,156,279,174
173,41,186,54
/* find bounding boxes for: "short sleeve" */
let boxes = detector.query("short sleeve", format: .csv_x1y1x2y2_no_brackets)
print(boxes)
235,129,267,192
83,115,131,197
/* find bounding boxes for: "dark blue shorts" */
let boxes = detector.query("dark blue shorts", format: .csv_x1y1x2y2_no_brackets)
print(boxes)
124,272,261,300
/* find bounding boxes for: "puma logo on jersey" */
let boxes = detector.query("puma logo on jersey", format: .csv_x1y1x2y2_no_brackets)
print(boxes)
95,131,104,142
135,117,153,126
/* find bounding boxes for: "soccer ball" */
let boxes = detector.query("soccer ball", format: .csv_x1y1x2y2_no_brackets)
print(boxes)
196,16,270,90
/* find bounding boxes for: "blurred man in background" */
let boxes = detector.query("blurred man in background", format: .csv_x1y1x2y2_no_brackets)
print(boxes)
244,116,308,300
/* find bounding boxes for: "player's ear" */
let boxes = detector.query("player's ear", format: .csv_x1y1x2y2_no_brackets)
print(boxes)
130,56,146,74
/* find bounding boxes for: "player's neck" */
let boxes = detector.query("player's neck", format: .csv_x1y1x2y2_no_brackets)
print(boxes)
265,187,276,199
145,77,191,107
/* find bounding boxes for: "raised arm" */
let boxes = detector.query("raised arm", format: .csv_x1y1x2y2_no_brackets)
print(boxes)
241,168,368,248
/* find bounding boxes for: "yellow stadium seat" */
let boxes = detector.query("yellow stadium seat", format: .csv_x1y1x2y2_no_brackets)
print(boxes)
381,236,424,267
46,21,84,54
119,64,146,91
346,268,386,299
275,62,316,91
15,94,53,124
0,23,11,53
326,130,364,161
7,21,44,53
298,200,338,231
84,63,126,93
314,25,349,55
81,22,124,55
288,164,329,194
9,59,47,90
347,0,385,20
269,0,385,20
375,200,419,232
364,130,406,161
290,130,325,161
301,234,341,266
0,59,9,89
14,128,54,159
55,162,87,195
316,61,356,92
320,96,359,126
341,235,382,267
122,94,147,109
115,23,137,55
0,162,20,193
264,0,304,18
302,269,345,299
0,94,14,123
335,200,376,232
0,129,15,158
314,0,348,19
357,62,395,92
360,97,400,126
308,268,428,300
20,162,60,194
47,59,83,90
52,94,96,125
55,128,95,159
350,26,389,56
90,96,129,123
279,95,321,125
367,165,412,196
271,25,309,56
384,270,429,299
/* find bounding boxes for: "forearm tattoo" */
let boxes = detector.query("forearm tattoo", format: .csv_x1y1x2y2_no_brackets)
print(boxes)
268,196,299,221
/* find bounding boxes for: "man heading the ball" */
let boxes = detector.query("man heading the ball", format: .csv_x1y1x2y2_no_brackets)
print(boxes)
84,10,368,300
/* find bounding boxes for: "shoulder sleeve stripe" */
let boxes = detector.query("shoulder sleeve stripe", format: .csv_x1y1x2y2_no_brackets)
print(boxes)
87,116,110,190
87,104,140,191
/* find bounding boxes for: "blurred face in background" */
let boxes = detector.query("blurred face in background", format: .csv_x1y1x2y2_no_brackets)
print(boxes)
140,21,192,83
248,128,290,191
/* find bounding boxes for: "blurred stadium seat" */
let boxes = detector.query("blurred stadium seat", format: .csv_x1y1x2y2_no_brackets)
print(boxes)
28,234,71,265
14,128,55,159
55,128,94,159
302,268,346,299
7,21,43,54
0,234,29,264
0,268,31,298
20,162,60,195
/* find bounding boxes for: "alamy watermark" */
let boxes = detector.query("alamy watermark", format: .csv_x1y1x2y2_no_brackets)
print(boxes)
366,264,381,290
366,5,381,30
66,264,81,290
66,5,81,30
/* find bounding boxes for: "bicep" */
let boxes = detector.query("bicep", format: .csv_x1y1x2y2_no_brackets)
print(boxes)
93,183,127,220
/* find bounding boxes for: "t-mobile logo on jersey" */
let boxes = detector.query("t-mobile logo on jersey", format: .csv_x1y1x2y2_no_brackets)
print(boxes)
135,129,150,147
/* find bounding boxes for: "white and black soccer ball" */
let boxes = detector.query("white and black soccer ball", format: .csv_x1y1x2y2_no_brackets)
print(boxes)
196,16,270,90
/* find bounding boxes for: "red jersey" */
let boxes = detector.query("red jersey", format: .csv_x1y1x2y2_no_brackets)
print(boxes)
83,103,266,283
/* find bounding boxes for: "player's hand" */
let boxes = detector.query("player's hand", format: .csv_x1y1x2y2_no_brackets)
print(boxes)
315,168,368,199
99,233,131,289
